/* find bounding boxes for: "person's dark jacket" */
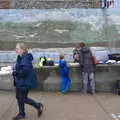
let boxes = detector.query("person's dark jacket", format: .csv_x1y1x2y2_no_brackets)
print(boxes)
79,46,93,73
12,53,37,89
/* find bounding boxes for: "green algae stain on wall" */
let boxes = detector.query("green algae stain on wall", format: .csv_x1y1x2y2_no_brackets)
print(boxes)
0,9,120,45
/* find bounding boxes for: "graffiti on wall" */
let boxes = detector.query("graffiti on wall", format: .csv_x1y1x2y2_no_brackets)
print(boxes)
101,0,120,8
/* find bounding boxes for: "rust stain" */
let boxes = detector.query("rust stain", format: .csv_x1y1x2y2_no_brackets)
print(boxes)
0,0,12,9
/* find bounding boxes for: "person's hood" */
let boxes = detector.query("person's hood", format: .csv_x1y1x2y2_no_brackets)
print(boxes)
81,46,90,53
23,53,33,61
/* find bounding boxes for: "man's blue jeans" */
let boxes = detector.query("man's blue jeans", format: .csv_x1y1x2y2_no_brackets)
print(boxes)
82,72,95,94
16,87,40,116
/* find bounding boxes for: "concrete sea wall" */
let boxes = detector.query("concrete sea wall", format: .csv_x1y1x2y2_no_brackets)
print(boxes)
0,64,120,92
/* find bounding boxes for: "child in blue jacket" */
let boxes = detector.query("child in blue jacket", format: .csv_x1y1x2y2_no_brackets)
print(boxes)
59,54,71,94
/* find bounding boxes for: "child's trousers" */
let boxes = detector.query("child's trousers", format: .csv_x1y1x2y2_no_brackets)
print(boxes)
61,77,71,93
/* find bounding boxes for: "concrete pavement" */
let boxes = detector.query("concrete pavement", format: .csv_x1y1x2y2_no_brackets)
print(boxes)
0,91,120,120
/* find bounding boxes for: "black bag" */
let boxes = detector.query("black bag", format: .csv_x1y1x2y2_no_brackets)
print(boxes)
47,60,54,66
108,54,120,61
116,80,120,95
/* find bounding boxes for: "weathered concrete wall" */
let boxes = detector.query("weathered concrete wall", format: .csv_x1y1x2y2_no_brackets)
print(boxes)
0,9,120,48
0,0,100,9
0,64,120,92
95,65,120,92
36,64,120,92
14,0,100,9
0,74,14,90
35,65,83,91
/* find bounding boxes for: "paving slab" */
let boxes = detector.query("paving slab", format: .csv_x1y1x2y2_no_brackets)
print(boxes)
0,92,119,120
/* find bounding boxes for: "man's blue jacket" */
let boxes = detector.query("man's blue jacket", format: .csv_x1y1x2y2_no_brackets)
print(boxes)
13,53,37,89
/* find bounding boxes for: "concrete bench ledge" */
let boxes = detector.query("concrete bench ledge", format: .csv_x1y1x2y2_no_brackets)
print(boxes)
0,64,120,92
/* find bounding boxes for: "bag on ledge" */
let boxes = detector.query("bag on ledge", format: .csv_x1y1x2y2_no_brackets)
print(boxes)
39,56,47,66
92,56,99,65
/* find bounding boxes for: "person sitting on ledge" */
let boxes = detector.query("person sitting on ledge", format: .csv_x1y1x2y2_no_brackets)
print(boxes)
73,43,81,63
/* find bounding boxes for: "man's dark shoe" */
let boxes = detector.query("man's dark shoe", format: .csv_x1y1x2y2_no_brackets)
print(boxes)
12,114,25,120
37,103,43,118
